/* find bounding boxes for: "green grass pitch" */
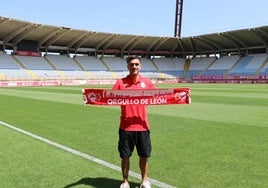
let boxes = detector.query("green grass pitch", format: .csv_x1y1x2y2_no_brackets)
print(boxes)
0,83,267,188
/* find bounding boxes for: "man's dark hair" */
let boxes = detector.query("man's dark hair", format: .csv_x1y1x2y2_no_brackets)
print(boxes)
126,55,141,64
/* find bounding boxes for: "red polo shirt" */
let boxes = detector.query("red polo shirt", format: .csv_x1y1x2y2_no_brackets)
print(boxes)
112,75,156,131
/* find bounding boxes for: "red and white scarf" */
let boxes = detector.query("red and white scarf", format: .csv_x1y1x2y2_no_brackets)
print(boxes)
82,88,191,105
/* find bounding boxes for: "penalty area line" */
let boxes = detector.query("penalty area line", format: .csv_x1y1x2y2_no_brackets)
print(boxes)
0,120,176,188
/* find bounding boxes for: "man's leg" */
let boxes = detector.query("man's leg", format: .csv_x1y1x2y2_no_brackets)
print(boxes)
121,158,130,183
139,157,149,182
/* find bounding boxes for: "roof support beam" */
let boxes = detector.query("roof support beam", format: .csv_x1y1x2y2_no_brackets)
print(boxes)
13,24,44,45
4,24,32,43
73,32,98,50
152,37,169,52
102,35,123,51
43,28,72,48
38,28,62,48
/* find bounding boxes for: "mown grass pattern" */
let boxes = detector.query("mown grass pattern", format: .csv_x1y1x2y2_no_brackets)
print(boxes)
0,84,267,188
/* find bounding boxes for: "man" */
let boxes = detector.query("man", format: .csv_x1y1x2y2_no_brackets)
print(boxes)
112,55,155,188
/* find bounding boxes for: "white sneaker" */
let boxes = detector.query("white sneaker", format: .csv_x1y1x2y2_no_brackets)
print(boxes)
120,182,130,188
140,180,151,188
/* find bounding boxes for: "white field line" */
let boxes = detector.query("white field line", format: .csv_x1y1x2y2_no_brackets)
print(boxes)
0,120,176,188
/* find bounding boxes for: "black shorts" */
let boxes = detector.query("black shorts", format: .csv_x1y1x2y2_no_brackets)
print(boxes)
118,129,151,158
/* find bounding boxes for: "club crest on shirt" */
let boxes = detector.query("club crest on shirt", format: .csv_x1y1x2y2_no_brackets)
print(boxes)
140,82,146,88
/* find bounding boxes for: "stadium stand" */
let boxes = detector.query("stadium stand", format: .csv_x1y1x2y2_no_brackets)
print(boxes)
152,57,185,79
45,55,80,70
0,16,267,85
1,53,268,82
101,57,126,71
202,55,240,76
227,54,267,76
75,56,107,71
185,57,216,79
0,54,21,69
258,59,268,75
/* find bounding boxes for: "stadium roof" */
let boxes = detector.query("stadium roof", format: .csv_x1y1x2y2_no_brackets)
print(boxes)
0,16,267,57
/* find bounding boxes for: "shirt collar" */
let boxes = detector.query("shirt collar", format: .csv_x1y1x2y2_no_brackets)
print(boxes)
127,74,141,84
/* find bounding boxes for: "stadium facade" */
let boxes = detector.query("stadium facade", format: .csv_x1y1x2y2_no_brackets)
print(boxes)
0,16,267,86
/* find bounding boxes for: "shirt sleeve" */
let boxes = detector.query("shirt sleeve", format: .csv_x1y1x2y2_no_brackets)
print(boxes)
112,79,121,90
148,78,156,89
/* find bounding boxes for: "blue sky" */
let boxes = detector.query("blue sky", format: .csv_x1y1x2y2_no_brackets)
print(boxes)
1,0,267,37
